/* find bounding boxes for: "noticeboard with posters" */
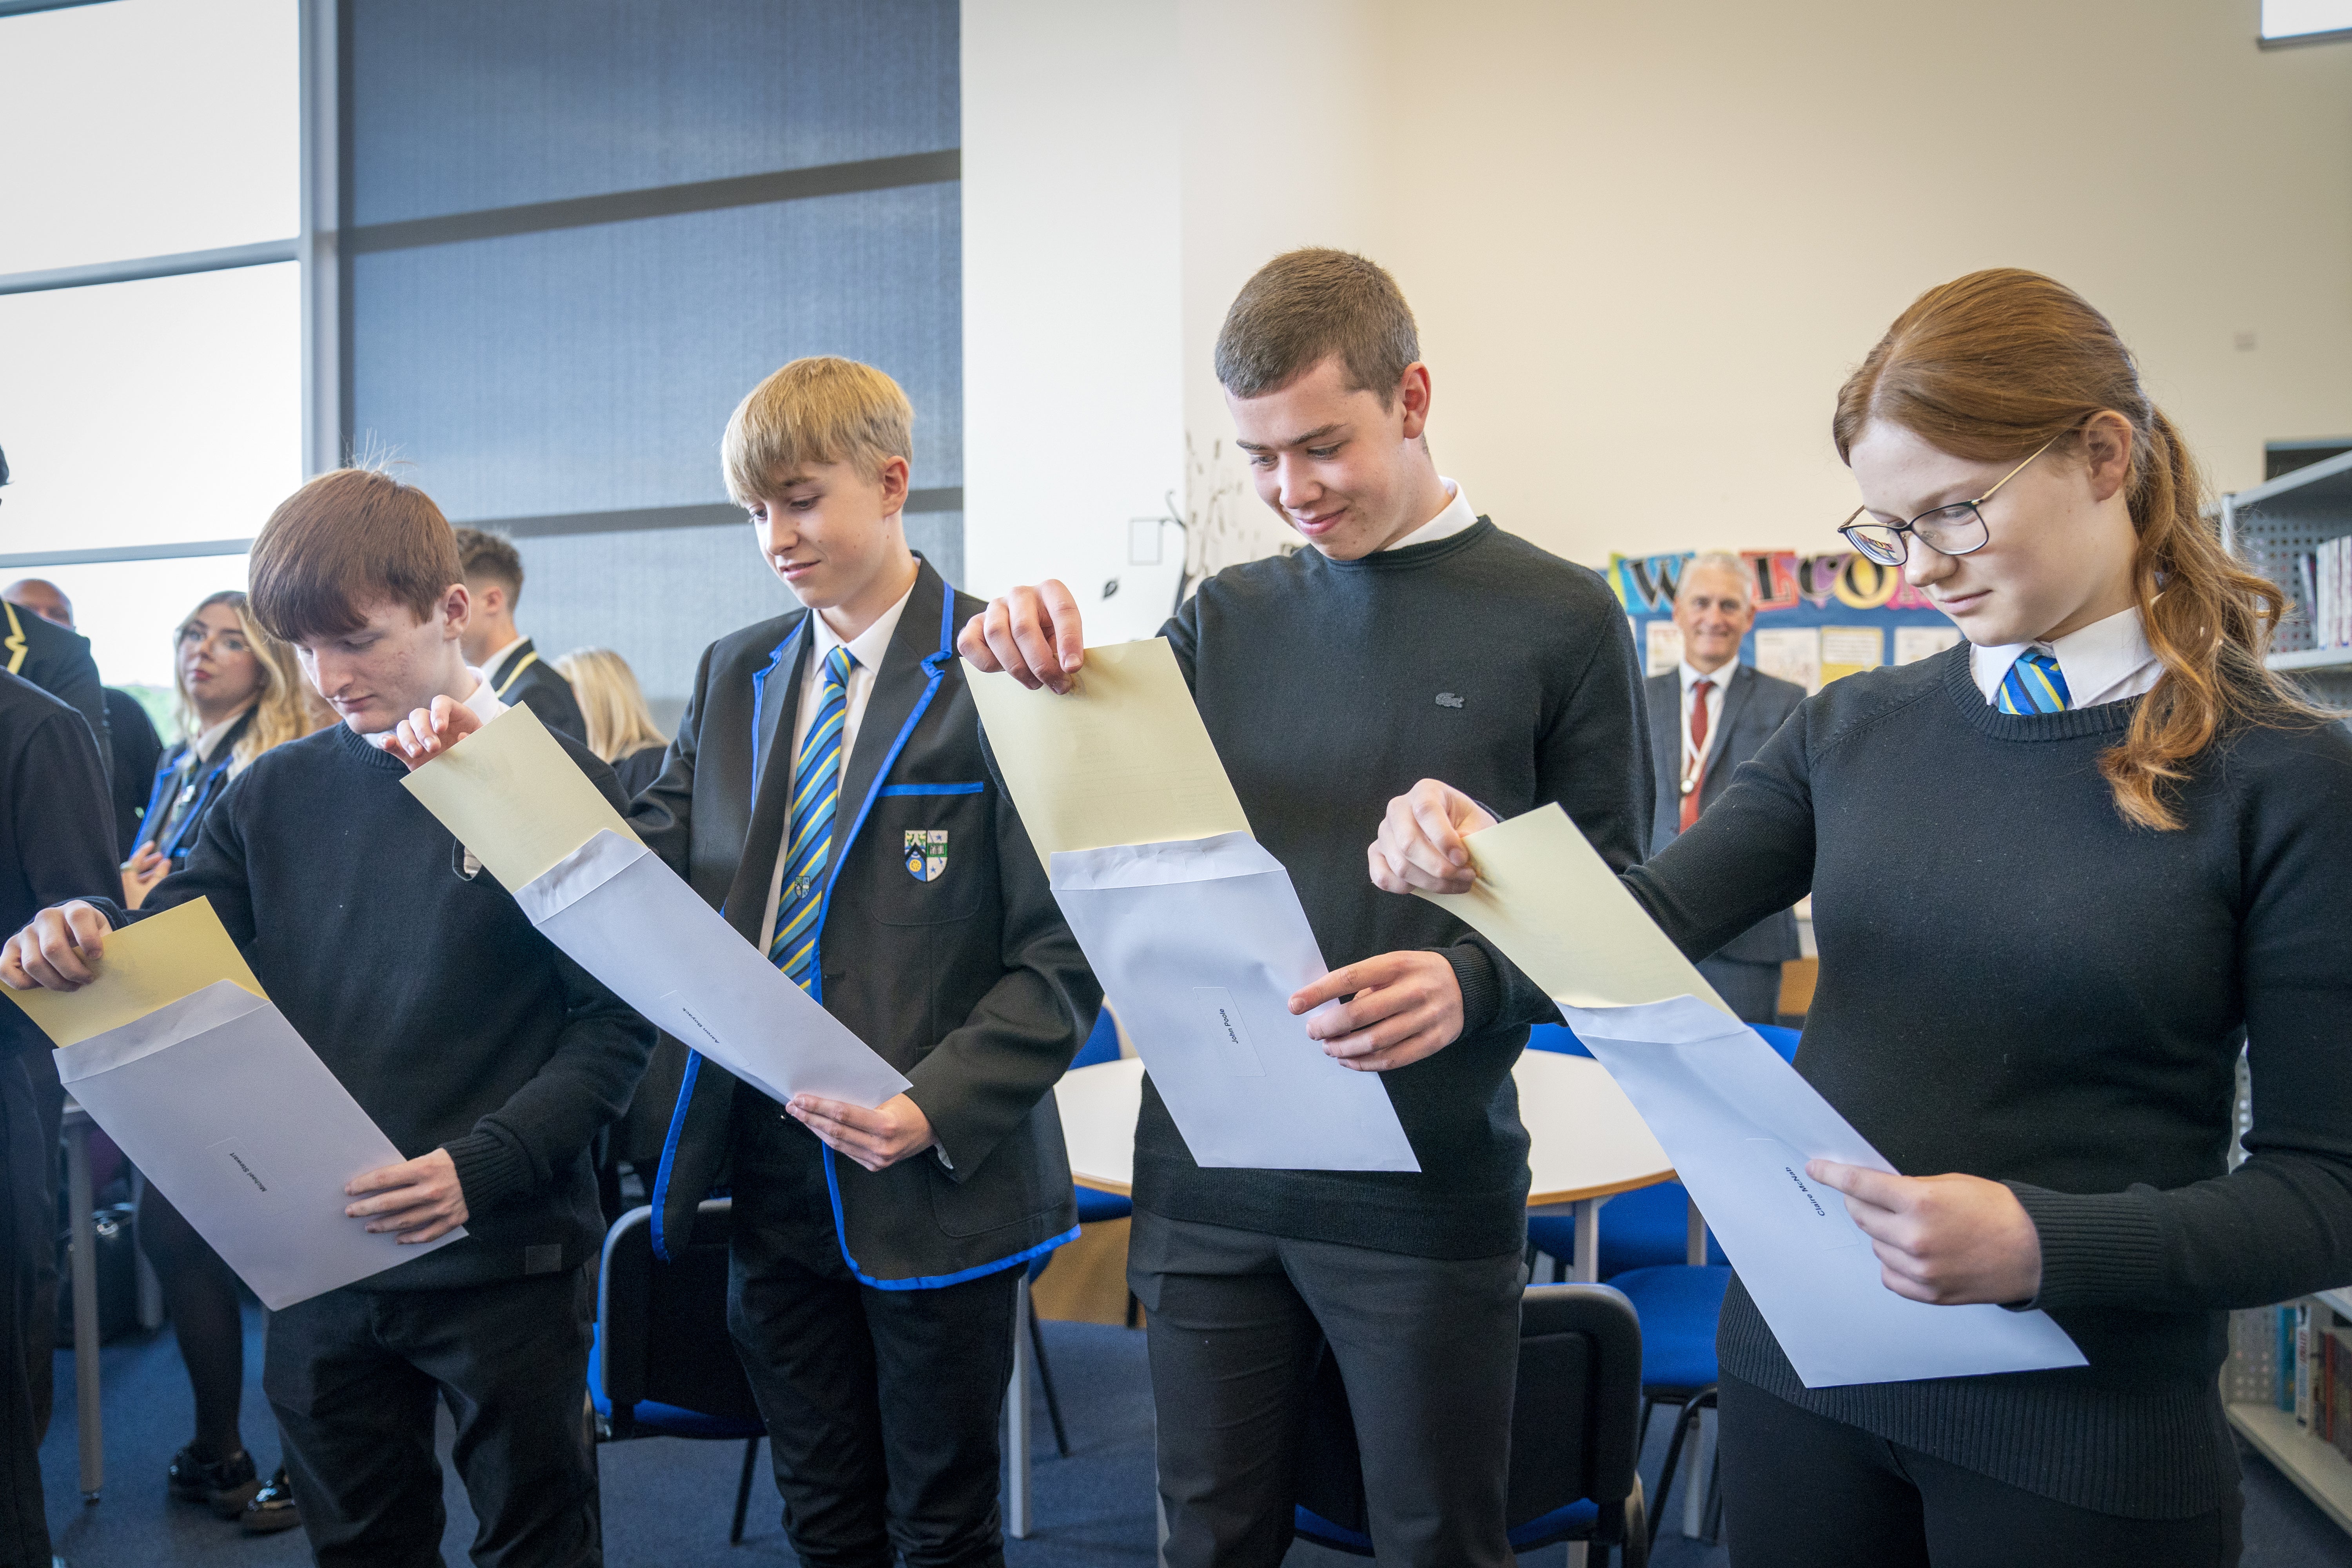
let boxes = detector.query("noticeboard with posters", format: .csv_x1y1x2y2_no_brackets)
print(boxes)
1608,549,1964,695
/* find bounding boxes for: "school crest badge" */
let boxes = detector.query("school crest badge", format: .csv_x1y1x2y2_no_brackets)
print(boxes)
904,830,949,882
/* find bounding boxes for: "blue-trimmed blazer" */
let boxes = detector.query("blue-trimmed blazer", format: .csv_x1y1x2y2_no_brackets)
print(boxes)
630,560,1098,1285
137,707,255,871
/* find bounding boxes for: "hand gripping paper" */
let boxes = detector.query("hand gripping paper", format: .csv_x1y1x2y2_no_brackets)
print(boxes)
1419,805,2084,1387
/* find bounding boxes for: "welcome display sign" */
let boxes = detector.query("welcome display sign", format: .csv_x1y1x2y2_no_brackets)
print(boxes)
1609,549,1962,694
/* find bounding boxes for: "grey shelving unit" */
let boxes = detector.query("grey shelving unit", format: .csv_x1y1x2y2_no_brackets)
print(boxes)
2218,449,2352,708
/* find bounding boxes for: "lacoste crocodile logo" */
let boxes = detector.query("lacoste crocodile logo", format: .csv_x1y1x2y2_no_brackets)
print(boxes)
1435,692,1465,709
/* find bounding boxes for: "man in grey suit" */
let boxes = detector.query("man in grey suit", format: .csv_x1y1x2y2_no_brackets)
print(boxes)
1647,552,1808,1023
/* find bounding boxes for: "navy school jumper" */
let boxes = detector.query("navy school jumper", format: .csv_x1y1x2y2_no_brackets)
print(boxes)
635,560,1098,1286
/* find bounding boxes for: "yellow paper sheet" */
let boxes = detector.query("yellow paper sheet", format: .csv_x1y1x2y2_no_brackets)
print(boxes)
964,639,1252,868
399,702,639,891
3,898,266,1049
1415,803,1732,1016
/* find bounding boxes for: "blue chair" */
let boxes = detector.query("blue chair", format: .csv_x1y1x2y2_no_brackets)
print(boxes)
592,1199,768,1545
1524,1023,1798,1279
1292,1283,1648,1564
1610,1263,1730,1547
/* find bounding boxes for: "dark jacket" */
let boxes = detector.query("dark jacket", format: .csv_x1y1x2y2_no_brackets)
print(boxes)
136,709,257,872
609,742,668,801
3,599,108,789
632,560,1097,1285
486,638,586,743
0,671,119,1058
105,689,164,857
1645,663,1806,965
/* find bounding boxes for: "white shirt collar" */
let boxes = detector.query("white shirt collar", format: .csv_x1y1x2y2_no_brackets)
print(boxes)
481,634,529,683
1381,478,1477,552
1678,659,1736,695
809,577,917,673
1969,604,2158,708
190,708,248,764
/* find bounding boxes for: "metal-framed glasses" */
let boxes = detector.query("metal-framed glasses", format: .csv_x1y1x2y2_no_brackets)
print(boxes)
1836,433,2061,566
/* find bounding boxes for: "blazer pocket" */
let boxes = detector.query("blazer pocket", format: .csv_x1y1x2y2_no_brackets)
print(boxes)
926,1111,1067,1240
867,784,990,927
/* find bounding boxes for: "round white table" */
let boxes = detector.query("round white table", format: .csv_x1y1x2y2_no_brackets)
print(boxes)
1051,1051,1678,1283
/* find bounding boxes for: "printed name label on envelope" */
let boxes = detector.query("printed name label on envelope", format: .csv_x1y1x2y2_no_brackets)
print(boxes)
1192,986,1265,1077
1750,1139,1865,1250
207,1135,288,1208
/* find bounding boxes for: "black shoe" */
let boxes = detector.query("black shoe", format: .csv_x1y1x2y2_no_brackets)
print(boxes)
166,1445,260,1518
242,1465,301,1535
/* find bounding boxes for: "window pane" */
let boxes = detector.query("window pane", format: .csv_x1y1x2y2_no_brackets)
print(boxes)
2263,0,2352,37
0,264,301,554
16,555,252,697
0,0,298,274
349,0,957,226
348,185,960,522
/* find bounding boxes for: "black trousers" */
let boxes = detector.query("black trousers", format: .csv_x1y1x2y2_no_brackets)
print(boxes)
1697,956,1783,1026
728,1103,1018,1568
1718,1373,2243,1567
0,1057,51,1568
263,1269,599,1568
1127,1209,1526,1568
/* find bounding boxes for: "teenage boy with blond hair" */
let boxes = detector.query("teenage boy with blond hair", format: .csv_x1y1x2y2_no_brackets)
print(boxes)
964,249,1652,1566
0,468,652,1568
399,357,1098,1568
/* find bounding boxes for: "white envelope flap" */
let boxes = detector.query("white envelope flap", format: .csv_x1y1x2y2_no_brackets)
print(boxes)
55,978,270,1085
515,828,650,925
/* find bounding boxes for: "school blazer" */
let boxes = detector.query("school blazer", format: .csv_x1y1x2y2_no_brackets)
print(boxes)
631,561,1098,1286
1645,662,1806,966
487,638,587,743
138,708,257,871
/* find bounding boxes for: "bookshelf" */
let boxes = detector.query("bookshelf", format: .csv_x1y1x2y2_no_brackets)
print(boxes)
2219,449,2352,705
2227,1290,2352,1534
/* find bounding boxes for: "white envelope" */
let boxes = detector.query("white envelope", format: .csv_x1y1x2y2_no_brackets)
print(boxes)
55,980,463,1309
1559,996,2087,1387
516,829,911,1110
1048,832,1419,1172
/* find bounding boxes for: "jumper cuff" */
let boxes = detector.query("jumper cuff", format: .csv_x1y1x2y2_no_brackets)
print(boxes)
442,1129,536,1214
2004,1181,2169,1314
1442,941,1504,1040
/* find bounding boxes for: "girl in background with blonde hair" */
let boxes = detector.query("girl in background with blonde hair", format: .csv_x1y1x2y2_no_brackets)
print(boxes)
553,645,670,797
1373,269,2352,1565
127,588,322,1535
123,590,320,908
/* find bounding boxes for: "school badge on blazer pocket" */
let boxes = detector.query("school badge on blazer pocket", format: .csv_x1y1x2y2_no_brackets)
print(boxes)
904,829,949,882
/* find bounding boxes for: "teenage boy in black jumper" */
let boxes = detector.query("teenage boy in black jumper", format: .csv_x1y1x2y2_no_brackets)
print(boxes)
963,249,1653,1566
399,358,1099,1568
0,468,653,1568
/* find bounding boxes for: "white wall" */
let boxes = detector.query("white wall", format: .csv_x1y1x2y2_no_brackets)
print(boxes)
965,0,2352,592
960,0,1187,640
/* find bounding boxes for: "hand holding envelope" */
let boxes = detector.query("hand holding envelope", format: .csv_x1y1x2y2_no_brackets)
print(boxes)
2,899,465,1309
399,703,909,1110
967,639,1419,1172
1413,804,2084,1388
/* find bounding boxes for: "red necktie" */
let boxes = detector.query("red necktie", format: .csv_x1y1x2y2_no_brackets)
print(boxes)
1679,678,1713,833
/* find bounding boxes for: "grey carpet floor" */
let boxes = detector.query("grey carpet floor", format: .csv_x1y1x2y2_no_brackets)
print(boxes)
37,1305,2352,1566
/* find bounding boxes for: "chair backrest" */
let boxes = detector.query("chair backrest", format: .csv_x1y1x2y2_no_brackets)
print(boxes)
1752,1022,1800,1063
1071,1003,1123,1068
597,1200,762,1434
1295,1283,1643,1546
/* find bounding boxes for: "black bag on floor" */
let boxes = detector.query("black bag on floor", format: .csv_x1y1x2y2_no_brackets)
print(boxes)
56,1201,141,1346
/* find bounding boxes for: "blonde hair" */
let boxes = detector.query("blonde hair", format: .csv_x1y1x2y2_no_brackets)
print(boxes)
553,647,668,764
1835,268,2327,831
171,591,325,773
721,356,913,506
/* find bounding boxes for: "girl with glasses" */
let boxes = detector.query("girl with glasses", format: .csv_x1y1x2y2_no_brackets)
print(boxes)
1370,267,2350,1566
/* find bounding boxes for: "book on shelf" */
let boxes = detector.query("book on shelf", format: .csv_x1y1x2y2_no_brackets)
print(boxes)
2227,1297,2352,1456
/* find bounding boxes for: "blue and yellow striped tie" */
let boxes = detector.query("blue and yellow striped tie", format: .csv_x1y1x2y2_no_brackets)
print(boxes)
768,646,855,991
1997,649,2072,715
